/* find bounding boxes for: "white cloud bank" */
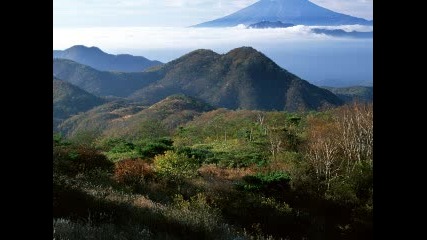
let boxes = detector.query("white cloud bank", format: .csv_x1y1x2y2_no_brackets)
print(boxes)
53,25,372,54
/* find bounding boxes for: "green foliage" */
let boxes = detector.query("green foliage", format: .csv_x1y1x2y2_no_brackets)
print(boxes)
325,180,359,206
154,150,200,181
349,161,373,202
53,132,63,144
99,138,139,162
325,161,373,207
101,137,174,162
175,145,215,164
96,137,128,151
215,149,268,168
53,132,70,146
238,171,291,192
190,140,269,168
137,137,174,158
110,141,135,153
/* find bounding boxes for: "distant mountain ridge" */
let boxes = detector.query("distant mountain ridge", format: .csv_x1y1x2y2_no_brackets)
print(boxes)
53,46,343,112
194,0,372,27
312,28,373,38
322,86,373,103
53,59,160,97
129,46,343,111
53,77,105,130
53,45,163,72
311,78,373,88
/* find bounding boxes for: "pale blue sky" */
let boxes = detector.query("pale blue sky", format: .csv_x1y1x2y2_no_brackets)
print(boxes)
53,0,373,28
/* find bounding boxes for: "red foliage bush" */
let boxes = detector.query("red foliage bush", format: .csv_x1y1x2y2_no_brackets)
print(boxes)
114,159,153,186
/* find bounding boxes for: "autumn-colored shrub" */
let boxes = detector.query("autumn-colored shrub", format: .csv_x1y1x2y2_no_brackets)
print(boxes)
114,158,153,186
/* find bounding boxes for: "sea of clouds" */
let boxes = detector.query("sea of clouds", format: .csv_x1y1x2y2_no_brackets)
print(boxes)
53,25,372,54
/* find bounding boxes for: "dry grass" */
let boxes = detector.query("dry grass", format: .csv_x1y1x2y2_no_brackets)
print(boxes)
190,164,259,196
132,195,165,210
198,164,256,181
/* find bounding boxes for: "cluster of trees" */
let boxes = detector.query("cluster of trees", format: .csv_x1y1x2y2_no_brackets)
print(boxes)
305,104,373,191
53,102,373,239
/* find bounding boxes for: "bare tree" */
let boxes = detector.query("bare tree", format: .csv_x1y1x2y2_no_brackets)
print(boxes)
267,126,285,160
304,102,373,190
256,112,268,135
334,103,373,173
305,118,342,190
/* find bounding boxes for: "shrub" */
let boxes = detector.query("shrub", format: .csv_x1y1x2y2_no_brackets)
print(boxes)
110,141,135,153
138,139,173,158
238,171,291,193
201,141,269,168
175,145,214,164
53,132,70,146
163,193,222,234
99,138,141,162
325,180,359,206
94,137,126,151
54,145,114,176
114,159,153,186
154,150,200,181
259,196,293,215
216,150,267,168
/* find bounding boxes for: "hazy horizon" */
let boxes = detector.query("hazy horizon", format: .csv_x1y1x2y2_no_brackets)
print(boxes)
53,25,373,87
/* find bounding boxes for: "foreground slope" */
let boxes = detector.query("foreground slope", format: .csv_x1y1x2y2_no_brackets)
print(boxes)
53,45,163,72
